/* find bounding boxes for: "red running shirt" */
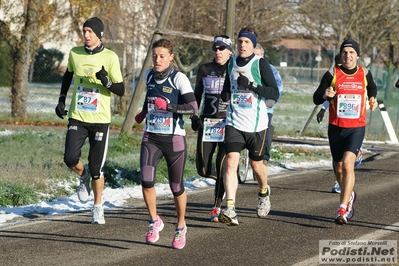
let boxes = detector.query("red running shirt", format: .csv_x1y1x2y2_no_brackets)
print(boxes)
329,66,368,128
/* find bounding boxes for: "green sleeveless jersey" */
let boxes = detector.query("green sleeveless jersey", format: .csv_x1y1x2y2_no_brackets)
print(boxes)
67,46,123,123
226,55,268,132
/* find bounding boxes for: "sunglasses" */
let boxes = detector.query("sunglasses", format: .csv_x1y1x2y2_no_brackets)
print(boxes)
212,46,227,52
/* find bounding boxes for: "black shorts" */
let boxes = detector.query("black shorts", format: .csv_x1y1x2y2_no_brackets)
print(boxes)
224,125,267,161
328,124,365,162
64,118,110,178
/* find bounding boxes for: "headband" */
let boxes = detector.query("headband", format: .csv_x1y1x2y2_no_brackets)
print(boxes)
238,31,257,48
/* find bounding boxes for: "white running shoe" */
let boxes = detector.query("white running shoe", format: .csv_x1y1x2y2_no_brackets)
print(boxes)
346,191,357,220
219,207,239,226
257,185,271,218
77,165,91,202
92,206,105,224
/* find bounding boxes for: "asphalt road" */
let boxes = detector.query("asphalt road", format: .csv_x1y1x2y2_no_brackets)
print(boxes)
0,141,398,266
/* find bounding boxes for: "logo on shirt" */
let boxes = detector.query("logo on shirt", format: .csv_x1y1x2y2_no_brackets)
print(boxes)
162,86,173,93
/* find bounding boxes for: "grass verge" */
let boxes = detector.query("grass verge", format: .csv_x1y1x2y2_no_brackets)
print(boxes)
0,125,331,207
0,84,337,207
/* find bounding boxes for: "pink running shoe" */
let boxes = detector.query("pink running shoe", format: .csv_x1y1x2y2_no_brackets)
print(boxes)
172,224,187,249
146,215,164,244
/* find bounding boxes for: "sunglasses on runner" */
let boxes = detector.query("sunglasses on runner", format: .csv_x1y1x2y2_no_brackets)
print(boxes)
212,46,227,52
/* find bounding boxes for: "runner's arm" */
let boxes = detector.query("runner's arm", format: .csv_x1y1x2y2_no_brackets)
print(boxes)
107,82,125,96
59,69,73,97
366,72,377,99
194,65,205,109
221,69,231,102
167,72,198,115
313,71,333,105
251,59,279,100
167,92,198,115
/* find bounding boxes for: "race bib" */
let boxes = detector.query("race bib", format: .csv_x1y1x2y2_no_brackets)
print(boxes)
337,94,361,119
76,86,100,113
203,118,225,142
231,92,253,109
147,103,173,134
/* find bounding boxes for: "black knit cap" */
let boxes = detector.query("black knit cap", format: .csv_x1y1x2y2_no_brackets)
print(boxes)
83,17,104,39
340,39,360,56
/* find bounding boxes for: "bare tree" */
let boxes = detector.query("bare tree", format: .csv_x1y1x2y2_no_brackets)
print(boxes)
121,0,297,134
153,0,294,73
0,0,103,118
293,0,399,65
0,0,162,118
4,0,398,120
0,0,58,117
101,1,162,115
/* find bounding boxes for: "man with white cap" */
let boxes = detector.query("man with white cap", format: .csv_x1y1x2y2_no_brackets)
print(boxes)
55,17,125,224
191,35,233,222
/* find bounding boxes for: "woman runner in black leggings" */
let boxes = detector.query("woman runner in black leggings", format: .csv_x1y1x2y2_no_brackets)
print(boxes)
135,39,198,249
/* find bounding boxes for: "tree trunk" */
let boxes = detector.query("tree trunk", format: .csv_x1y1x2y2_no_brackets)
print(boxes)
120,0,175,135
10,0,49,118
11,47,28,118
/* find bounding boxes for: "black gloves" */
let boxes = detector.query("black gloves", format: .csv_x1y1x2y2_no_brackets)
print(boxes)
316,108,325,123
237,73,251,89
95,66,112,88
191,115,203,131
55,95,68,119
237,73,256,90
395,78,399,89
